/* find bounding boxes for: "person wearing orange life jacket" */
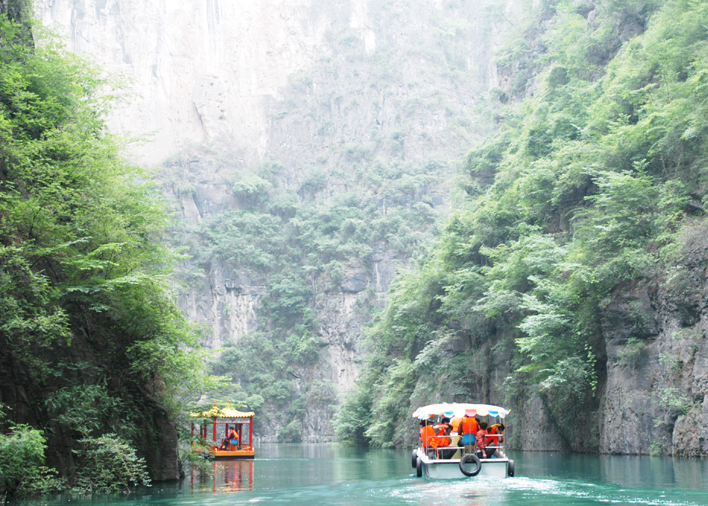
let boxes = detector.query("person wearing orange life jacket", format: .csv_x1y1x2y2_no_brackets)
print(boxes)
435,417,456,459
459,414,479,448
488,423,505,448
420,419,439,450
450,416,463,434
227,427,240,450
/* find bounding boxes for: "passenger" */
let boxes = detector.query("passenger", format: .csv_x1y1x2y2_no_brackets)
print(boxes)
420,419,439,451
435,417,455,459
488,423,505,448
435,416,451,434
217,438,229,451
474,422,496,459
227,427,240,450
450,415,463,434
459,414,479,448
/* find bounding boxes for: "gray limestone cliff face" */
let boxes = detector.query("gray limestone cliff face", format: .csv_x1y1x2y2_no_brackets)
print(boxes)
143,0,525,443
37,0,342,165
38,0,575,448
598,223,708,456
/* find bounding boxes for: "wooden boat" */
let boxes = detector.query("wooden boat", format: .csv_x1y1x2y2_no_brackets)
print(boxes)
190,404,255,459
411,402,514,479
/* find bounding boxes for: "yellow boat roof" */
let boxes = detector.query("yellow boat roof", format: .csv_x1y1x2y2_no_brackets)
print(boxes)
189,406,255,418
412,402,509,419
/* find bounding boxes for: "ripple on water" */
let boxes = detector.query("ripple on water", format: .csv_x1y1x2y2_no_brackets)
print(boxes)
9,447,708,506
381,474,708,506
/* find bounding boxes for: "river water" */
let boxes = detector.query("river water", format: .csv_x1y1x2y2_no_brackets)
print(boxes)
15,443,708,505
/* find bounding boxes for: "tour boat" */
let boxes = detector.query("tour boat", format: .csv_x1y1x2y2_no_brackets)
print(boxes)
411,402,514,479
190,404,255,459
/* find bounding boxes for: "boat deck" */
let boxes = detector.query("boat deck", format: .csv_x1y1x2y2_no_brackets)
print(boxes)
208,447,255,460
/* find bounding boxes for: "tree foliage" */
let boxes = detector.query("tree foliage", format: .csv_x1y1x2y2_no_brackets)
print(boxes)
0,424,63,497
0,16,217,494
71,435,150,495
339,0,708,448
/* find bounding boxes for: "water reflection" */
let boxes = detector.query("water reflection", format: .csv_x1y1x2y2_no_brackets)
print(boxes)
179,447,708,505
599,453,708,492
255,444,405,492
8,445,708,506
189,460,254,494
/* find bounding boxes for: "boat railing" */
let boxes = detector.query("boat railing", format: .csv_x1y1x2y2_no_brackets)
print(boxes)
421,433,505,459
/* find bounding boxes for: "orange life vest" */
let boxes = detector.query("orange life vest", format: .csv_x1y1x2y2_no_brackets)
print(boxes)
488,425,502,445
460,417,479,435
420,425,439,448
450,417,463,433
436,426,450,447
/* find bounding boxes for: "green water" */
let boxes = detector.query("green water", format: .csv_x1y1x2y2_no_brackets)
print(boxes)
15,444,708,505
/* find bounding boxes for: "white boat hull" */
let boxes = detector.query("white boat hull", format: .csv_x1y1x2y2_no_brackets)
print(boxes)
415,449,510,479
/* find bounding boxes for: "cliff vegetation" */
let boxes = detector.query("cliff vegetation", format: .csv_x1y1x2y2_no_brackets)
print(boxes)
0,11,217,497
339,0,708,456
163,0,526,441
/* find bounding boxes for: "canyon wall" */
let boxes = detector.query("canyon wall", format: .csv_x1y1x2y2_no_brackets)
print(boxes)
38,0,341,165
599,224,708,457
37,0,534,441
35,0,707,456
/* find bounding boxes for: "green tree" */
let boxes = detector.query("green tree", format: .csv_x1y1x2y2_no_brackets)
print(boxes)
0,15,218,491
0,424,62,497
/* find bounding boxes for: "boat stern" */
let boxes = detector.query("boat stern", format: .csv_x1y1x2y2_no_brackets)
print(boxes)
415,449,510,479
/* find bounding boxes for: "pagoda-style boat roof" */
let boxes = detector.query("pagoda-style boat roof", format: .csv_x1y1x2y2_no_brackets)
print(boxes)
189,406,255,418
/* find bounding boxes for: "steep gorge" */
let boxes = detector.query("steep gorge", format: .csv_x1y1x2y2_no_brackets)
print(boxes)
37,0,532,442
338,0,708,458
33,0,708,458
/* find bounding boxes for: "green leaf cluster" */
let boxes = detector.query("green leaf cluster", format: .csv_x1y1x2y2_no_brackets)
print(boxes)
0,424,64,497
71,434,151,495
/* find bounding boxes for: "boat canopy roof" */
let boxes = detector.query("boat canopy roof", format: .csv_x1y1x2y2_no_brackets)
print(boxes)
190,406,255,419
412,402,509,420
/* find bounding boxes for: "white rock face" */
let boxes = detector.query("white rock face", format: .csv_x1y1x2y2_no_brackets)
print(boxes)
36,0,528,440
37,0,358,165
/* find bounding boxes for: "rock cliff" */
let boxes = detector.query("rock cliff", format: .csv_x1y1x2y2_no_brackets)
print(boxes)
37,0,530,442
599,223,708,457
38,0,343,166
36,0,708,457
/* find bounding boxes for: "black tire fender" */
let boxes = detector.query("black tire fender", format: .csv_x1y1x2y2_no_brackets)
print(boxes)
411,449,418,469
416,457,423,478
459,453,482,477
508,459,515,477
